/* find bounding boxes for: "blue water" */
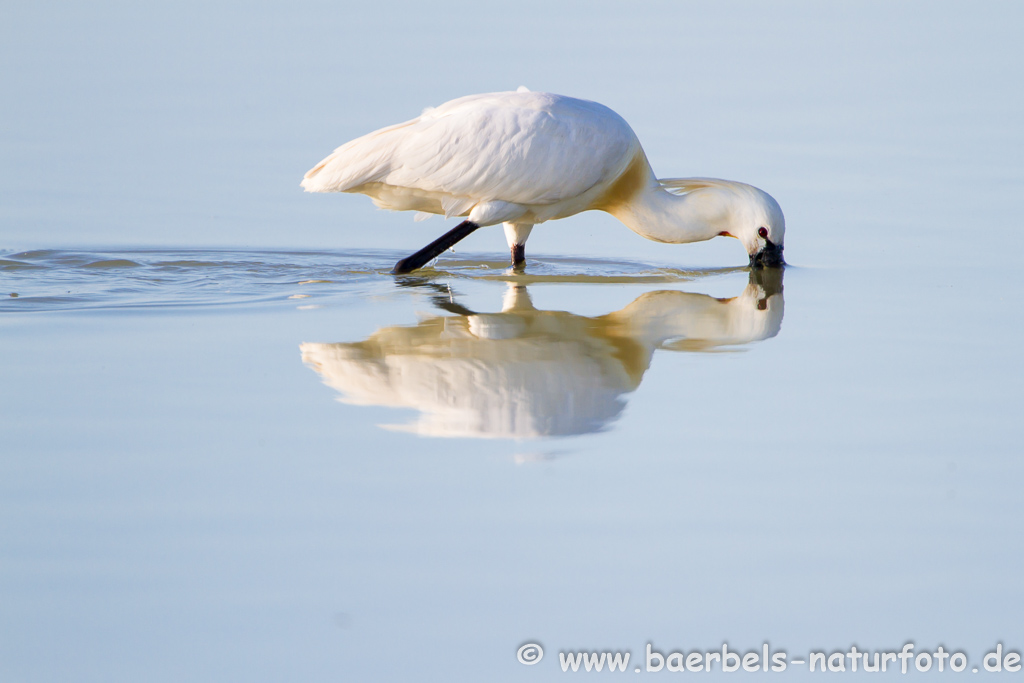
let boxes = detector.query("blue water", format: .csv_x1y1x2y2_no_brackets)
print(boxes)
2,1,1023,681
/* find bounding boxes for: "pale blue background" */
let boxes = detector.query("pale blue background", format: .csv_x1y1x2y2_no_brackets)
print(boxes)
3,1,1021,268
2,1,1022,681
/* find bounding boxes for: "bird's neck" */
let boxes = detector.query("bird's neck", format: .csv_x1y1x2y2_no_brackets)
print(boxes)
604,167,726,245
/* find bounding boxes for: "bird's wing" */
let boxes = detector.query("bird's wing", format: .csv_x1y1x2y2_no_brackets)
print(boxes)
301,92,639,207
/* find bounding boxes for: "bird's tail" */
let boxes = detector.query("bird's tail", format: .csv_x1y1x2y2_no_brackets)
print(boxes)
300,146,357,193
301,118,419,193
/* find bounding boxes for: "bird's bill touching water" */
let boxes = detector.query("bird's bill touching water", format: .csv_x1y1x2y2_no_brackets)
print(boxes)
750,238,785,268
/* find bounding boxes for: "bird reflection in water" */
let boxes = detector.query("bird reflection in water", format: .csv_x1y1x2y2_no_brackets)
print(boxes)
300,269,784,439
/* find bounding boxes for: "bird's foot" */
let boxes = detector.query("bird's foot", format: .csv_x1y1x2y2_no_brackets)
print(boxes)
510,244,526,271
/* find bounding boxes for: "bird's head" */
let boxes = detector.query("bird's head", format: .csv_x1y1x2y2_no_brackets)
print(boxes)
658,178,785,268
736,185,786,268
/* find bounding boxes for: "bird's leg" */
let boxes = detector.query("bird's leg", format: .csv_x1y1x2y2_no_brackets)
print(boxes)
392,220,480,274
511,243,526,268
503,222,533,271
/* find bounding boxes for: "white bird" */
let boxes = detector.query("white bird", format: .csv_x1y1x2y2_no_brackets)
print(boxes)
301,89,785,273
300,270,784,438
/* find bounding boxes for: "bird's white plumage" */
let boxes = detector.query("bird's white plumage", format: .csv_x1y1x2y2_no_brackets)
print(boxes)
302,91,639,223
302,90,785,265
300,278,783,438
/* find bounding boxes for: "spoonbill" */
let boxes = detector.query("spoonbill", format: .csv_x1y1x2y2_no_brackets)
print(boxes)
300,269,784,438
301,89,785,273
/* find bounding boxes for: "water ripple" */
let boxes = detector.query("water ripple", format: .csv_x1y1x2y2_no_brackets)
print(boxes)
0,249,738,312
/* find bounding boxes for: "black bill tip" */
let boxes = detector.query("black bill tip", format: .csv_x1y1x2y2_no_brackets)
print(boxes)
750,239,785,269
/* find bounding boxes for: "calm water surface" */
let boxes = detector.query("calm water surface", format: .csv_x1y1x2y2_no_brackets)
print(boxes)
2,249,1020,681
2,1,1023,681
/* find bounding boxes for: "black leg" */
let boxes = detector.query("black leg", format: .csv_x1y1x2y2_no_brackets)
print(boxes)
511,243,525,268
392,220,481,274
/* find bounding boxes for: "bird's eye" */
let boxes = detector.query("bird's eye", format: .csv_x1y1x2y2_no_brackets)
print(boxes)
758,227,769,239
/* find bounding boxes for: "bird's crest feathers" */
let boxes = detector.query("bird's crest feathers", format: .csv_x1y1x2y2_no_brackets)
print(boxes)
658,177,741,196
